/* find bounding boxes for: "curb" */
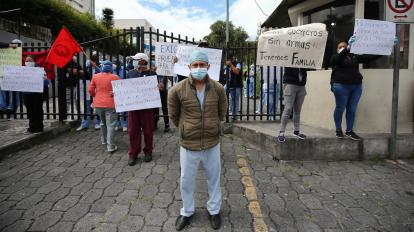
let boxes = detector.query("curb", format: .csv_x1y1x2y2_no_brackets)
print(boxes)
0,120,80,160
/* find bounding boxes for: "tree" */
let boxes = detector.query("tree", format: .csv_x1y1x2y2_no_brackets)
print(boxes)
203,20,249,47
101,8,114,30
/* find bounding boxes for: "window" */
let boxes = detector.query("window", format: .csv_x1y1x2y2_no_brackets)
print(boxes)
364,0,409,69
303,0,355,69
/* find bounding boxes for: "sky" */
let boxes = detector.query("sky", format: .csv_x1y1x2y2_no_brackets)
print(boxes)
95,0,282,41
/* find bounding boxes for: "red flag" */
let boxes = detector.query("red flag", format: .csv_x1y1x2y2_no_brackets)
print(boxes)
23,50,56,80
46,26,81,68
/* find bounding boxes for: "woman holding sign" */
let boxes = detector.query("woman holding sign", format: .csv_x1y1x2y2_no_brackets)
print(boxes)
89,61,120,153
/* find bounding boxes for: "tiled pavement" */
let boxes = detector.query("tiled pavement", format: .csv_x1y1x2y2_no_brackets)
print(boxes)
0,126,413,231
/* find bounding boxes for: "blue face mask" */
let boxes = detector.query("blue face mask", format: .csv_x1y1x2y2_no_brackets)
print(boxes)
191,67,208,80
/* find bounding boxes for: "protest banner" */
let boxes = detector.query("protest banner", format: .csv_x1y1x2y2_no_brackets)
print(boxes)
0,47,22,85
174,45,223,81
1,65,44,92
112,75,161,112
257,23,328,69
351,19,395,56
154,42,177,76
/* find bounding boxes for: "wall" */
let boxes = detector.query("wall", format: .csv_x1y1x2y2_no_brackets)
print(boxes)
301,69,414,134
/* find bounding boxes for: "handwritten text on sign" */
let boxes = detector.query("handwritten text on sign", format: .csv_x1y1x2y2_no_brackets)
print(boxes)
257,23,328,69
351,19,395,56
1,65,44,92
0,47,22,86
155,42,177,76
174,45,223,81
111,75,161,112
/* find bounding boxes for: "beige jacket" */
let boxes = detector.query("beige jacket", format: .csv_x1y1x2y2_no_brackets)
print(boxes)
168,75,228,151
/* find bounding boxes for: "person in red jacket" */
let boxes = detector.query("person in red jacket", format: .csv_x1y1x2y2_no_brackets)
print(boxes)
89,60,120,153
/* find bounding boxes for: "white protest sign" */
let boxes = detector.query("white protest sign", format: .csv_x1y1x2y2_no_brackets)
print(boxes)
257,23,328,69
154,42,177,76
174,45,223,81
111,75,161,112
1,65,44,92
351,19,396,56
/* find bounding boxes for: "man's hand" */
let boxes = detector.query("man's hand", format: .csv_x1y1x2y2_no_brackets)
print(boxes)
158,83,165,91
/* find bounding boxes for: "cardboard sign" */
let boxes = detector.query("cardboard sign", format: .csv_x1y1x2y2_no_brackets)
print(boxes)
111,75,161,112
0,47,22,86
351,19,396,56
154,42,177,76
1,65,44,92
257,23,328,69
174,45,223,81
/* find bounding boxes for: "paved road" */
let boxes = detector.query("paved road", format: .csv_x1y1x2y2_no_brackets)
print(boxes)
0,127,413,231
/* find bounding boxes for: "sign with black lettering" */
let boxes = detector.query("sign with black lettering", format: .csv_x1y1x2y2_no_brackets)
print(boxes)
386,0,414,23
257,23,328,69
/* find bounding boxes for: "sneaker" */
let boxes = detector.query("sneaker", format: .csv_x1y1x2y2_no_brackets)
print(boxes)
278,133,285,143
128,156,137,166
336,130,345,138
114,126,120,131
76,126,87,132
101,141,107,145
345,131,361,141
293,131,306,139
108,145,118,153
144,154,153,162
94,124,101,130
164,126,170,132
122,127,128,132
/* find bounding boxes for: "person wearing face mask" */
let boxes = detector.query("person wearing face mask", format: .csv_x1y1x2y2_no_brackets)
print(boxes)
168,50,227,231
23,55,49,133
223,54,242,120
89,60,120,153
126,53,159,165
330,37,378,140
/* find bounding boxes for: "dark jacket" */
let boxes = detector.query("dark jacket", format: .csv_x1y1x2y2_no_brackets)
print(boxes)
127,69,157,79
283,68,308,86
225,62,242,88
330,48,365,85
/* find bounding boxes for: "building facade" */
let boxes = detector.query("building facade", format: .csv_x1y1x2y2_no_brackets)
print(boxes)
61,0,95,17
263,0,414,134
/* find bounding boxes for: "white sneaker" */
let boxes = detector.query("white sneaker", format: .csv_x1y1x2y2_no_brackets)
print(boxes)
108,145,118,153
122,127,128,132
76,126,87,132
94,124,101,130
114,126,120,131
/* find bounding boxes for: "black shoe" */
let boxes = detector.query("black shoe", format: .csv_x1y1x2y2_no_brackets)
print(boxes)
293,131,306,139
144,154,152,162
336,130,345,138
128,157,137,166
209,213,221,230
175,215,191,231
345,131,361,141
164,126,170,132
27,128,35,133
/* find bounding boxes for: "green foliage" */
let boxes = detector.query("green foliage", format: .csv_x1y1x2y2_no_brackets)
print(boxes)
101,8,114,30
203,20,249,47
0,0,115,41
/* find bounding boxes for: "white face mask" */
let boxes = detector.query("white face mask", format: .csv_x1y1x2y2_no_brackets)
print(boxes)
25,61,35,67
337,47,345,54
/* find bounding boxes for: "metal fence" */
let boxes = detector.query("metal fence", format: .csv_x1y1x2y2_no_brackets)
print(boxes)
0,27,284,122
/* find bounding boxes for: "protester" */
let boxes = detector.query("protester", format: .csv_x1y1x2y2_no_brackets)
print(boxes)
278,67,308,142
223,54,242,120
330,38,371,140
127,53,159,165
76,54,101,131
113,60,128,132
168,50,227,231
23,55,49,133
257,66,282,120
0,39,22,119
88,60,120,153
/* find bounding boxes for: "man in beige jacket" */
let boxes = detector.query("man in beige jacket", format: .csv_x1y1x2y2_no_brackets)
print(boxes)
168,50,227,231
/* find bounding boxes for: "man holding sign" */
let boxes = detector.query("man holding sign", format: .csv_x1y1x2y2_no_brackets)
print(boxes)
168,50,227,230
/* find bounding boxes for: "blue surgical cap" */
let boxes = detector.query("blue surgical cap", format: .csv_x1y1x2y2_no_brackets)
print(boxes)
102,60,113,73
189,50,208,64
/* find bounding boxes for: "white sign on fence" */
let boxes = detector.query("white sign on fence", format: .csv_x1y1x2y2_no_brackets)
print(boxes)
111,75,161,112
351,19,396,56
154,42,177,76
1,65,44,92
257,23,328,69
174,45,223,81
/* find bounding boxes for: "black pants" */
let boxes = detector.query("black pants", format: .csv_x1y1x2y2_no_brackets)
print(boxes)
23,93,44,132
154,90,169,127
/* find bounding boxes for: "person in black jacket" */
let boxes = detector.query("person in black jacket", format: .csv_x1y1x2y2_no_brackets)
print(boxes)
330,39,366,140
278,67,308,143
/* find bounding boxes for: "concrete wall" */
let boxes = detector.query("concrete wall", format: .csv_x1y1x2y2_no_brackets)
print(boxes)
301,69,414,134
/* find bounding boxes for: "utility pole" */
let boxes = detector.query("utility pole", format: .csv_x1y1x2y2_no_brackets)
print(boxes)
226,0,229,45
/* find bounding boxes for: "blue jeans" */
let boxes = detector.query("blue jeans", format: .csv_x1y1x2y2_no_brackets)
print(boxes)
0,91,20,114
229,87,241,116
95,108,117,151
81,100,100,128
116,113,128,128
333,83,363,132
248,77,255,97
180,144,221,216
257,84,280,116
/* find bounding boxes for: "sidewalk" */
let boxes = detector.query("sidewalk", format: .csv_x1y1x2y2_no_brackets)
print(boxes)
0,126,413,231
